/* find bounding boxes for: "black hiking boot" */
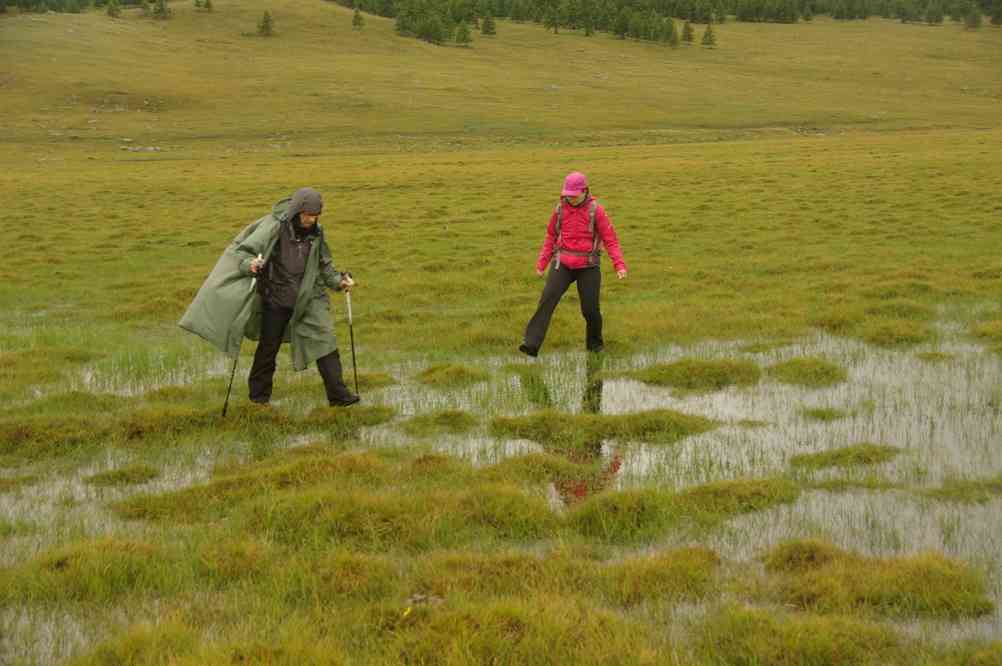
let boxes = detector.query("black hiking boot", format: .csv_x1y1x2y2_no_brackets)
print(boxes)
519,343,539,358
318,350,360,407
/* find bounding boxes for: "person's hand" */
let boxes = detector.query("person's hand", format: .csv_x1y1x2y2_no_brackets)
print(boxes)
536,268,546,278
340,272,356,292
250,254,264,274
616,269,627,280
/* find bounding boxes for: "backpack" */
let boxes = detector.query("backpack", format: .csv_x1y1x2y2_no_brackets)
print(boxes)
553,198,600,270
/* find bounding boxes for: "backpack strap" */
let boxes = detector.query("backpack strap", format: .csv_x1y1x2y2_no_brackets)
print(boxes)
553,201,564,270
553,199,602,269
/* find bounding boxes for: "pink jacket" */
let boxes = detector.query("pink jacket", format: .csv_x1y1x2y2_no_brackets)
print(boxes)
535,197,627,273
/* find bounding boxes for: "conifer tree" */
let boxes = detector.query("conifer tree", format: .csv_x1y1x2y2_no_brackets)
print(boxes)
258,10,274,35
544,5,560,31
992,0,1001,23
353,7,365,28
701,20,716,45
613,6,629,36
925,0,944,21
455,19,472,43
193,0,201,8
106,0,120,16
152,0,171,19
668,16,680,45
204,0,212,11
681,19,694,42
481,10,496,33
964,0,982,23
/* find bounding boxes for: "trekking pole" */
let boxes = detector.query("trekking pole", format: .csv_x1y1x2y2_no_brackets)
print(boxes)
222,253,262,418
345,278,359,396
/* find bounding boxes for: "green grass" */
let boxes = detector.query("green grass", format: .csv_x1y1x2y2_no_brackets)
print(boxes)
790,443,901,470
762,539,995,619
2,2,1002,662
923,475,1002,504
622,358,761,393
402,409,478,436
85,464,160,487
767,357,848,388
799,406,849,422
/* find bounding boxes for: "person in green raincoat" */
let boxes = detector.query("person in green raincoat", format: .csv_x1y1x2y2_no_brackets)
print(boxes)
180,187,360,406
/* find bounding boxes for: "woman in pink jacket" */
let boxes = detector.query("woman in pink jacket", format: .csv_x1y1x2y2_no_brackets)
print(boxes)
520,171,628,356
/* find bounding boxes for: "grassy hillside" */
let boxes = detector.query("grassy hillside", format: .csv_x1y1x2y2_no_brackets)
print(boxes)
2,3,1002,664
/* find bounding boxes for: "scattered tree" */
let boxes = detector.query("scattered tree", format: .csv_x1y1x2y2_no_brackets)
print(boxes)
106,0,120,16
965,0,982,24
455,19,472,43
193,0,201,7
481,10,496,34
258,10,275,36
682,19,694,42
151,0,171,18
353,7,365,28
701,20,716,45
992,0,1001,23
204,0,212,11
925,0,945,22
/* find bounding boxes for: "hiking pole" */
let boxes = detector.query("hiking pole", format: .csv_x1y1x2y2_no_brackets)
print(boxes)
222,254,262,418
344,274,359,396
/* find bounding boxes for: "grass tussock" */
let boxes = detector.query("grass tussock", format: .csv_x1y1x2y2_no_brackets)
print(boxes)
858,318,932,348
923,475,1002,504
69,619,199,666
490,409,716,449
916,351,955,363
196,538,277,587
0,474,37,493
504,363,554,407
739,341,792,354
767,357,848,388
302,404,396,439
416,364,489,388
800,407,848,422
625,358,761,393
762,539,994,619
413,550,588,600
695,605,901,666
605,546,720,606
863,299,935,321
972,320,1002,344
403,409,478,437
85,464,160,487
790,443,901,470
246,483,557,552
0,518,35,538
804,477,902,492
380,595,663,665
289,551,400,602
115,451,392,523
569,478,798,543
356,372,398,390
0,539,186,605
479,452,603,486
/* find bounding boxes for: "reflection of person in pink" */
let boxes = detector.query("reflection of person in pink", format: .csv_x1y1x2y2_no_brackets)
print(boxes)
552,353,622,505
520,171,628,357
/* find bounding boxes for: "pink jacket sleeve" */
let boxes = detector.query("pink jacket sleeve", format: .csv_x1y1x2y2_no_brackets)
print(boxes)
596,207,627,272
535,210,559,273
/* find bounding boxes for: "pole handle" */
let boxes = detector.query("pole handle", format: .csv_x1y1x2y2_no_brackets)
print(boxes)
345,291,353,325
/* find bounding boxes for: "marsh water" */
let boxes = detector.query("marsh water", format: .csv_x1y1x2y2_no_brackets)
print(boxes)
3,318,1002,661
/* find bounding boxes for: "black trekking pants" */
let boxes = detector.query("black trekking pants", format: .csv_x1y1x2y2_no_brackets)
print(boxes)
523,265,603,352
248,304,349,404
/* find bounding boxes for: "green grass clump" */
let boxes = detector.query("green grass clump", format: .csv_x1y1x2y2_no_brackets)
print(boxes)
69,619,200,666
380,595,663,665
858,318,932,348
490,409,716,449
302,404,396,440
916,351,954,363
286,551,401,602
863,299,935,321
800,407,848,422
790,443,901,470
403,409,478,436
804,477,902,492
625,358,761,393
568,489,681,544
356,372,397,390
503,363,554,407
0,518,35,538
416,364,489,388
0,416,114,461
0,474,37,492
739,341,792,354
413,550,589,599
972,320,1002,344
85,464,160,487
923,475,1002,504
767,357,848,388
479,453,603,486
246,483,557,552
604,546,719,606
115,451,391,523
762,539,995,619
674,478,801,524
695,605,901,666
195,538,277,588
0,539,187,604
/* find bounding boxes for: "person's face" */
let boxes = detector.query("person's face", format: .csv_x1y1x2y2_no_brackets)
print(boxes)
299,211,321,228
564,191,587,206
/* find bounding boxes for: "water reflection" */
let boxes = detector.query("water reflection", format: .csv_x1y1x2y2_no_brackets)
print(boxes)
545,353,622,509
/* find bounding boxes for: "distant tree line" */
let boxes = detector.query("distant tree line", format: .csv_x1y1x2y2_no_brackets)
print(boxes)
325,0,997,46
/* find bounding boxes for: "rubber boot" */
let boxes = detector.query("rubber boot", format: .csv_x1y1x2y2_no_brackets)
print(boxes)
317,350,360,406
